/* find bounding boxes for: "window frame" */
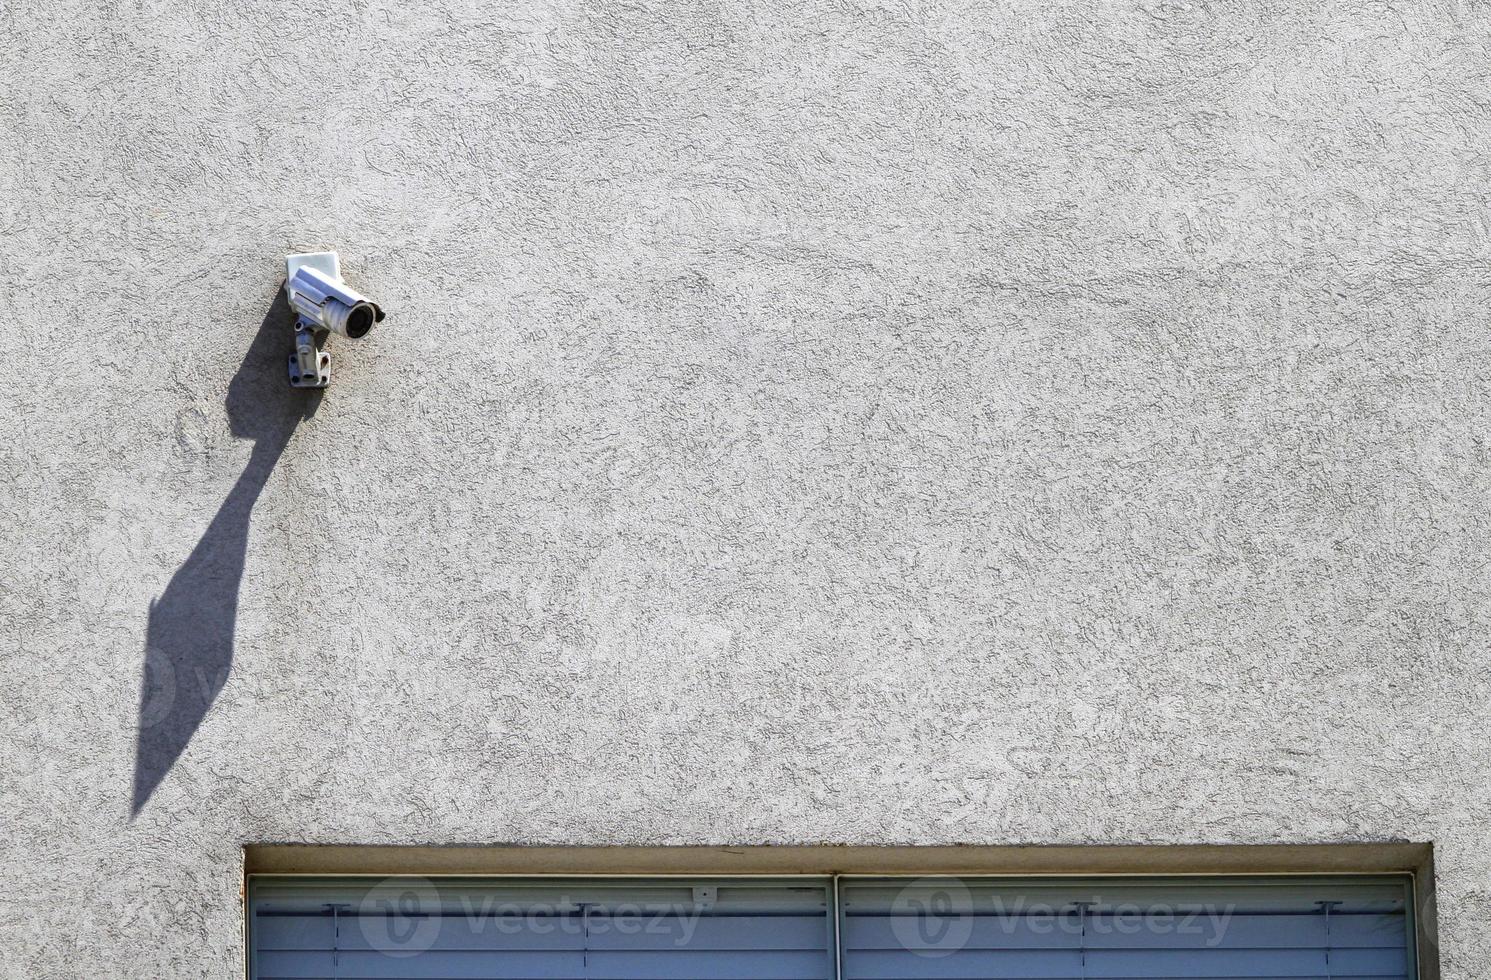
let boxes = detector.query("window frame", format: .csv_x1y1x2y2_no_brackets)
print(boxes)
242,844,1438,980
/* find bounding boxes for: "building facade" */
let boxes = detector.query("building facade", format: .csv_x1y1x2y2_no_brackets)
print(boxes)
2,0,1487,976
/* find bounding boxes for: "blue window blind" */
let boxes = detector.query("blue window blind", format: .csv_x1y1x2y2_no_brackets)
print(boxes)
840,878,1413,980
248,876,1415,980
249,878,835,980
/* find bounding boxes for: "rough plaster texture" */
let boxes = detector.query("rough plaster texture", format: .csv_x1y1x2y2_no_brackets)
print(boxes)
2,0,1490,975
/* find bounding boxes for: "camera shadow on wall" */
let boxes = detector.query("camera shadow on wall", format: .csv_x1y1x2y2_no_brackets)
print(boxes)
131,290,321,818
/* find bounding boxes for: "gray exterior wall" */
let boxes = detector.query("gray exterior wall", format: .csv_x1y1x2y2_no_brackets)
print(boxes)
1,0,1487,976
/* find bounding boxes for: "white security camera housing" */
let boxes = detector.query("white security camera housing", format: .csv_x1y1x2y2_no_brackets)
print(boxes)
283,252,384,388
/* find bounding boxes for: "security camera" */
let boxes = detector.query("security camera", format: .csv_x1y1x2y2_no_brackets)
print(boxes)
283,251,384,388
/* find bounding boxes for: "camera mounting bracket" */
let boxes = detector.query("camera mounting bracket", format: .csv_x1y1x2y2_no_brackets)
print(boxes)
286,252,341,388
289,325,331,388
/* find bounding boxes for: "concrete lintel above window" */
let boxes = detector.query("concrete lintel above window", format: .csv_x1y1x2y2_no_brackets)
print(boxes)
243,841,1435,879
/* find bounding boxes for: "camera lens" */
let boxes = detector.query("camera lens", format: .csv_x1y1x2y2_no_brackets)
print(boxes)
345,304,374,339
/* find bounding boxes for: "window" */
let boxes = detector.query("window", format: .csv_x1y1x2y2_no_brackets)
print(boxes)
842,878,1413,980
247,874,1417,979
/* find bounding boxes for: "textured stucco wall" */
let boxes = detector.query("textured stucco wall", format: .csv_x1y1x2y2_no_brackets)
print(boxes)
2,0,1489,975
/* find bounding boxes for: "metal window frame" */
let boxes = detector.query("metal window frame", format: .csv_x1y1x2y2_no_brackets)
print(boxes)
242,843,1438,980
